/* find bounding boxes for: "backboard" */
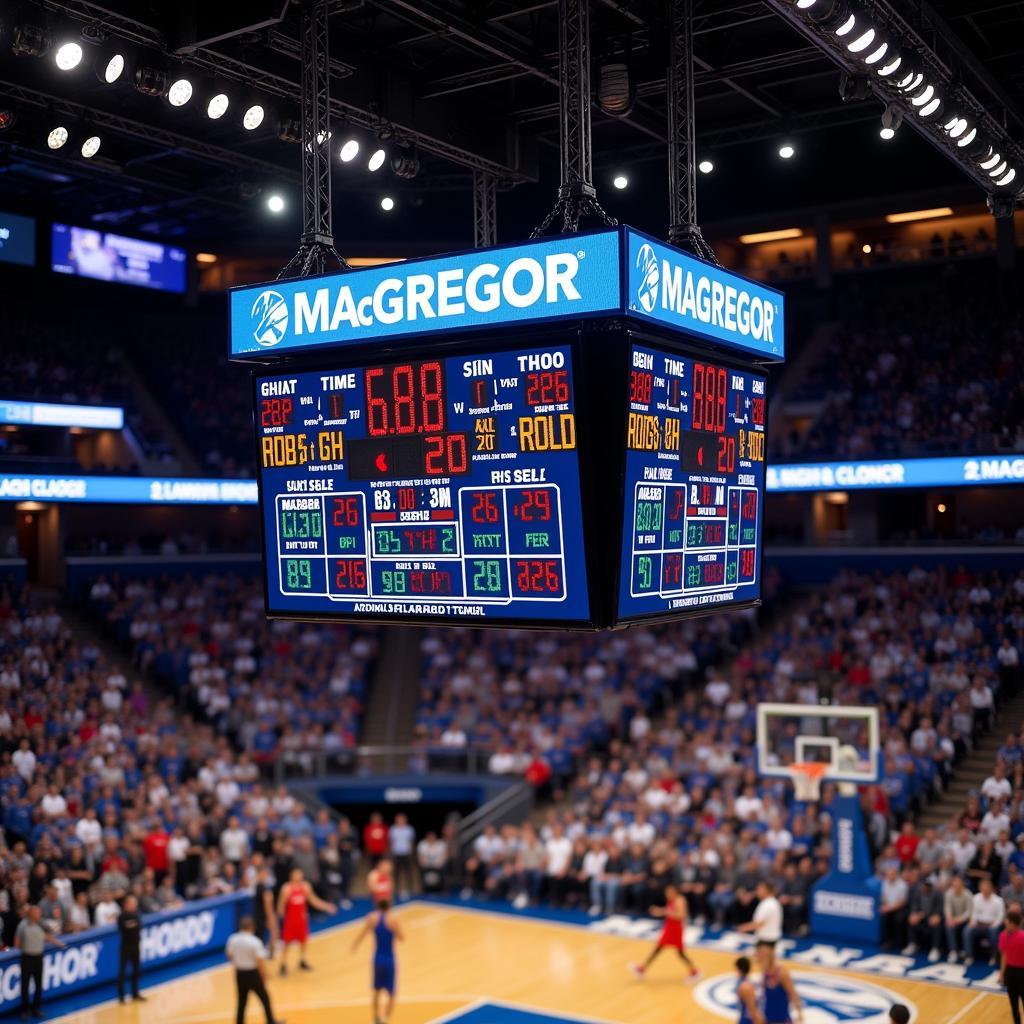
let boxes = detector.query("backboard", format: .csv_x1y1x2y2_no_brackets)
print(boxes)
756,702,880,785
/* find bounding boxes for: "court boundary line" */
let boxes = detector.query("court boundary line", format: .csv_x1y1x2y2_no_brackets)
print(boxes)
946,992,995,1024
427,997,621,1024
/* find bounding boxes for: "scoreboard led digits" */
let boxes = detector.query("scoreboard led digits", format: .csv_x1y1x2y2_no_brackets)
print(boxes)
255,345,591,625
617,341,767,621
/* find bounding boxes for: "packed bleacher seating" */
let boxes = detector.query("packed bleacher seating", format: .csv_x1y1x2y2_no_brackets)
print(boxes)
0,576,372,941
86,573,376,770
772,266,1024,459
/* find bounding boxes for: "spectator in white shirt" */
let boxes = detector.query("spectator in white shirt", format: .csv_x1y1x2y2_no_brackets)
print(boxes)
440,726,467,748
963,878,1005,965
40,785,67,820
75,809,103,852
220,817,250,864
545,824,573,905
980,799,1011,842
969,678,995,734
94,897,121,927
734,784,764,822
738,880,784,943
12,739,36,782
982,764,1013,804
949,829,977,874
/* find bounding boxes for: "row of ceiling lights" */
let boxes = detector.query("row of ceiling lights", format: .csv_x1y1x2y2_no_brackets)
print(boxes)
785,0,1017,189
9,21,417,177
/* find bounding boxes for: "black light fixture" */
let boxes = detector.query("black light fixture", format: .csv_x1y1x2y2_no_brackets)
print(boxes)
597,61,635,117
0,108,16,131
11,21,52,58
276,114,302,143
133,65,169,98
390,145,419,179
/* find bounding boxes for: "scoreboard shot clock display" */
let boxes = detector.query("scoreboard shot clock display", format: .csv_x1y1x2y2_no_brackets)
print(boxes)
232,226,784,629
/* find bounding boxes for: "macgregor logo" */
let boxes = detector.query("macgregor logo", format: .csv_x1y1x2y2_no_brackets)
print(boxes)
283,252,582,337
251,290,289,347
635,243,660,313
658,258,776,344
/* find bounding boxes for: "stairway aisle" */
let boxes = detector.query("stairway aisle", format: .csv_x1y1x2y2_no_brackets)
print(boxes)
918,687,1024,829
359,626,423,770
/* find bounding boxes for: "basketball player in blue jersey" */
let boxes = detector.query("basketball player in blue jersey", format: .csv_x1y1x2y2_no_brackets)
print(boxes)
351,900,404,1024
755,941,803,1024
734,956,765,1024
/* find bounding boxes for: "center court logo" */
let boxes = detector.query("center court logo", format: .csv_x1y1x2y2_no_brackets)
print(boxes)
251,290,289,346
635,243,659,313
693,970,915,1023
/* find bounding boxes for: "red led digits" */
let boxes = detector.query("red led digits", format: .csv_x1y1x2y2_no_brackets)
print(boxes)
526,370,570,406
691,363,728,433
512,489,552,521
333,559,367,592
332,496,360,527
425,433,468,475
260,397,293,428
514,559,561,592
365,361,447,437
471,491,500,523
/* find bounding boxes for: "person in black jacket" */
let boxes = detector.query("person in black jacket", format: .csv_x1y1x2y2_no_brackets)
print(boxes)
117,894,146,1003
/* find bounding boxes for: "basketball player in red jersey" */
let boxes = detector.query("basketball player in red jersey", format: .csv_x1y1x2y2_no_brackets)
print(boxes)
277,867,337,975
630,885,700,981
367,857,394,904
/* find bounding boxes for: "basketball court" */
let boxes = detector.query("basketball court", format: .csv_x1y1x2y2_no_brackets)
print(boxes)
48,901,1007,1024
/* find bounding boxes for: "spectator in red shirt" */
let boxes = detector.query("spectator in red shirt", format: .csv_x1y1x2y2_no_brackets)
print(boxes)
525,753,552,791
894,822,920,865
363,813,389,865
143,826,171,883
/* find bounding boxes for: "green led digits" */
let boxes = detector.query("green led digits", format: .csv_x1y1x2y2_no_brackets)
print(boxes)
635,499,662,533
284,558,313,590
280,509,323,540
471,559,503,593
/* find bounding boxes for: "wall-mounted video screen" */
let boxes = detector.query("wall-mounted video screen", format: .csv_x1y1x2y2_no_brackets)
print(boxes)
51,222,186,293
0,211,36,267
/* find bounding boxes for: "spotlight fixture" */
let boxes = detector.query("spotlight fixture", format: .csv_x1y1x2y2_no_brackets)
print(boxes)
390,146,419,179
339,139,359,162
368,147,386,172
778,143,795,159
47,126,69,150
81,135,101,158
134,66,169,98
612,174,628,189
0,109,16,131
698,159,714,174
243,104,265,130
54,42,83,71
11,23,52,58
879,105,902,140
167,78,193,107
597,61,635,117
266,193,285,213
207,93,229,120
97,52,126,84
380,196,395,211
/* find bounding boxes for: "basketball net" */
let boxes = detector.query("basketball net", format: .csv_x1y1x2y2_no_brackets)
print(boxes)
790,761,827,802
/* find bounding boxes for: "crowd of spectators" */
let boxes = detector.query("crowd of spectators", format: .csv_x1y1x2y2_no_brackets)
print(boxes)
772,266,1024,459
86,573,376,772
0,577,374,946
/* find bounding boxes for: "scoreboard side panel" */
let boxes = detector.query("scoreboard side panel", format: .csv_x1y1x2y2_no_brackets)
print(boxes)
612,334,769,626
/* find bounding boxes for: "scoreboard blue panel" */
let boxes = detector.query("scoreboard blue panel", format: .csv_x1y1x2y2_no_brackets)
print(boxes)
616,341,767,621
255,344,591,625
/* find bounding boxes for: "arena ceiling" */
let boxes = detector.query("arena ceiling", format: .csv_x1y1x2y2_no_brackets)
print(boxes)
0,0,1020,250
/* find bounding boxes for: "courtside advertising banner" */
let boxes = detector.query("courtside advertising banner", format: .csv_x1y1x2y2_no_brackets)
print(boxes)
0,894,243,1012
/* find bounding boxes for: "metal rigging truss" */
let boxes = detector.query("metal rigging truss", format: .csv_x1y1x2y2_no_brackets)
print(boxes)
532,0,617,236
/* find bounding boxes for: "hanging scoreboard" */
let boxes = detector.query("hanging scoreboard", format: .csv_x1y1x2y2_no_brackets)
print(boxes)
617,342,767,622
234,226,783,629
255,345,591,625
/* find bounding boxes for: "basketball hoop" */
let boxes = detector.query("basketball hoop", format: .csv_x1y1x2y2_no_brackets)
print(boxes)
789,761,828,802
